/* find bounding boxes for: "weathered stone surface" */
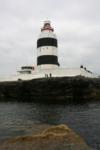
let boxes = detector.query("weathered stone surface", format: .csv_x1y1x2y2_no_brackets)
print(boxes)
0,124,91,150
0,76,100,103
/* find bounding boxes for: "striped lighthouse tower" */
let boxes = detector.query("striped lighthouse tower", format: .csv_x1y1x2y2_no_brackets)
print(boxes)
37,21,59,69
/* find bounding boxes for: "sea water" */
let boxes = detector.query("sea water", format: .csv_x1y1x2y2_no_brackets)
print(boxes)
0,101,100,150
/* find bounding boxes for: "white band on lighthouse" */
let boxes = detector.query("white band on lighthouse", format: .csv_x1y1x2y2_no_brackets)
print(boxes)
37,46,57,57
37,21,60,69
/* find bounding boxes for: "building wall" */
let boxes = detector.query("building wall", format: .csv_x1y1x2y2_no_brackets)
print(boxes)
37,46,57,56
0,68,98,82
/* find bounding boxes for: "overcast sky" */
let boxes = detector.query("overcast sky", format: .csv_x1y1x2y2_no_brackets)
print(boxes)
0,0,100,76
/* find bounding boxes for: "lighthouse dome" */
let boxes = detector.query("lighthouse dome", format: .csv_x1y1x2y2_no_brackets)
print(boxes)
38,20,57,39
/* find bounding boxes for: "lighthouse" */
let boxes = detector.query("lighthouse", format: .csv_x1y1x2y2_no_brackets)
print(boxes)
15,20,97,81
37,21,60,69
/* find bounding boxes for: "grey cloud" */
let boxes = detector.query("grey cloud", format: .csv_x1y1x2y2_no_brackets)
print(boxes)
0,0,100,75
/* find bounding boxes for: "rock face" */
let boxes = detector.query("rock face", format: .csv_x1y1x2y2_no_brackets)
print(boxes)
0,124,91,150
0,76,100,103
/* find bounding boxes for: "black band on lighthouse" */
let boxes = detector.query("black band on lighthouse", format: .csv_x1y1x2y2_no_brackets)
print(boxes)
37,38,58,48
37,55,59,66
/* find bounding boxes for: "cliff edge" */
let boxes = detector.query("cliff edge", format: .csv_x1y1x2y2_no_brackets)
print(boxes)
0,76,100,103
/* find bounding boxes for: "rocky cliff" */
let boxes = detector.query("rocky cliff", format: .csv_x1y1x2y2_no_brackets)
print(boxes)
0,76,100,103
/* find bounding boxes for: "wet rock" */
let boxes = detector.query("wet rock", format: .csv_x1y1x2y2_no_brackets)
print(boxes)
0,124,91,150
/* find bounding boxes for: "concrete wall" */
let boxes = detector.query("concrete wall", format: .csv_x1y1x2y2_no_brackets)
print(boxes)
0,68,98,82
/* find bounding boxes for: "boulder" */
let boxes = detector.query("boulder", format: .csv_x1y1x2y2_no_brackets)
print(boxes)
0,124,91,150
